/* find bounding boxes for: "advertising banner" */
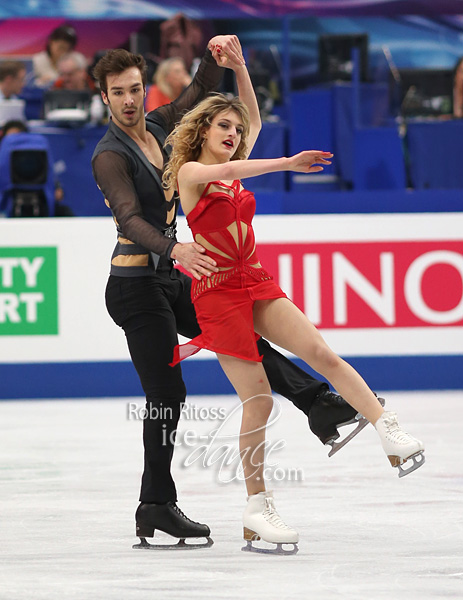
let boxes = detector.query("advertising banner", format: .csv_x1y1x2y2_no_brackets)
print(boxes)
0,246,58,336
1,213,462,358
1,214,462,396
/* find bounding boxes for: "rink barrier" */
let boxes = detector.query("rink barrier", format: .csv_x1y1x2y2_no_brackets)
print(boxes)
0,355,462,400
1,215,463,398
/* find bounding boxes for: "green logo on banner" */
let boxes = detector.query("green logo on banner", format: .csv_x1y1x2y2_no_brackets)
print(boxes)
0,247,58,335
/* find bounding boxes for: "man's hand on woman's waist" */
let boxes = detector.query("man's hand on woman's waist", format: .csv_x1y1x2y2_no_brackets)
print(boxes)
170,242,218,280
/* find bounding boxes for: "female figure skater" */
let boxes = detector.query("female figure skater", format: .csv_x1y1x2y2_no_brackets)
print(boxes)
164,45,425,552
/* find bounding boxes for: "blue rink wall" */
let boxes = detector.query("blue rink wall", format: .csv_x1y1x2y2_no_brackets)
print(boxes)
0,355,463,400
1,215,462,400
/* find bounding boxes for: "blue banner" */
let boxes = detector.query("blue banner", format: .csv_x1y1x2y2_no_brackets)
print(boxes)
2,0,463,19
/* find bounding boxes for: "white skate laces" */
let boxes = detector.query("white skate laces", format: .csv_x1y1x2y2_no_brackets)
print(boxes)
375,411,425,478
262,495,295,532
242,491,299,555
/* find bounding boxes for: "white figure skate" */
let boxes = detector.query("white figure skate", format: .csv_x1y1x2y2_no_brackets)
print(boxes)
375,411,425,478
242,491,299,555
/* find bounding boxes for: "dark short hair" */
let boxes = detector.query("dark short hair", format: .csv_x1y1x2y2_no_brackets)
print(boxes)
47,25,77,53
0,120,28,142
0,61,26,82
2,119,28,135
92,49,147,96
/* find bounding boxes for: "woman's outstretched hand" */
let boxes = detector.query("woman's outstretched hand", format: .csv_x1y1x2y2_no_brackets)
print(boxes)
208,35,245,69
286,150,333,173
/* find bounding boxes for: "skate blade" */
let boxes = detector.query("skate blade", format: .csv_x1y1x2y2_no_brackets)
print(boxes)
133,536,214,550
396,451,426,478
326,416,369,457
326,397,386,457
241,540,298,556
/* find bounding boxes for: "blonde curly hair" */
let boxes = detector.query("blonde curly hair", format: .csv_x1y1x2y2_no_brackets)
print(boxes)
162,94,250,190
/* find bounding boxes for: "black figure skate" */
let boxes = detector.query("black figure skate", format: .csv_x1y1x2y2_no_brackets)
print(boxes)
309,390,386,457
133,502,213,550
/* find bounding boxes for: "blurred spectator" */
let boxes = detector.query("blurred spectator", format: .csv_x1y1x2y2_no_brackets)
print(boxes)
0,119,27,140
53,52,96,92
33,24,78,87
159,13,206,71
0,119,74,217
0,61,26,100
453,57,463,118
145,57,192,112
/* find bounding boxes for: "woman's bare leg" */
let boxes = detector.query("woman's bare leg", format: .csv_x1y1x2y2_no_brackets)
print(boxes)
253,298,384,425
217,353,299,544
216,353,273,496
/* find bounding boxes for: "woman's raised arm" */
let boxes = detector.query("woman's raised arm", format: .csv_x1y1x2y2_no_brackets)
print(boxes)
178,150,333,187
209,42,261,156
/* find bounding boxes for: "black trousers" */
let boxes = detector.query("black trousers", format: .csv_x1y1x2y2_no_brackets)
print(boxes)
105,265,327,504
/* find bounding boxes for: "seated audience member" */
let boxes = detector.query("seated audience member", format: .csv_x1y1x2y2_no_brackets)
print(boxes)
0,120,73,217
159,13,207,71
33,24,78,87
53,52,96,92
453,57,463,118
51,53,106,123
0,61,26,100
145,57,192,112
0,119,27,141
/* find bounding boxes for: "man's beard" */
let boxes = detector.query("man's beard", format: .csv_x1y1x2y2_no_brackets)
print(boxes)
109,102,141,128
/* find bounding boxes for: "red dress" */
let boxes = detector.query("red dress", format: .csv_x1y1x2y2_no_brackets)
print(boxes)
170,180,286,365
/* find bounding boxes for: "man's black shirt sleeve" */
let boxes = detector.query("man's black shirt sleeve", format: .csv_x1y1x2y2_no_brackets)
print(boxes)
92,150,176,258
148,49,222,135
92,50,223,259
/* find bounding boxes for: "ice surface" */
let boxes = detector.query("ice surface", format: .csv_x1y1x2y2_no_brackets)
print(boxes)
1,392,462,600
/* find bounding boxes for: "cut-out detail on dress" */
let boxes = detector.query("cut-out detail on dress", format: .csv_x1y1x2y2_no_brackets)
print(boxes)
187,180,271,301
194,232,235,261
191,264,273,300
170,180,287,365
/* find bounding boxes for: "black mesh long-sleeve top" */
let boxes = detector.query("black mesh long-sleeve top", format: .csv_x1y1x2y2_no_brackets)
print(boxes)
92,50,222,276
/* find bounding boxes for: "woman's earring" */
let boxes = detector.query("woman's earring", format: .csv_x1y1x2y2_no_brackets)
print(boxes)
201,136,207,147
